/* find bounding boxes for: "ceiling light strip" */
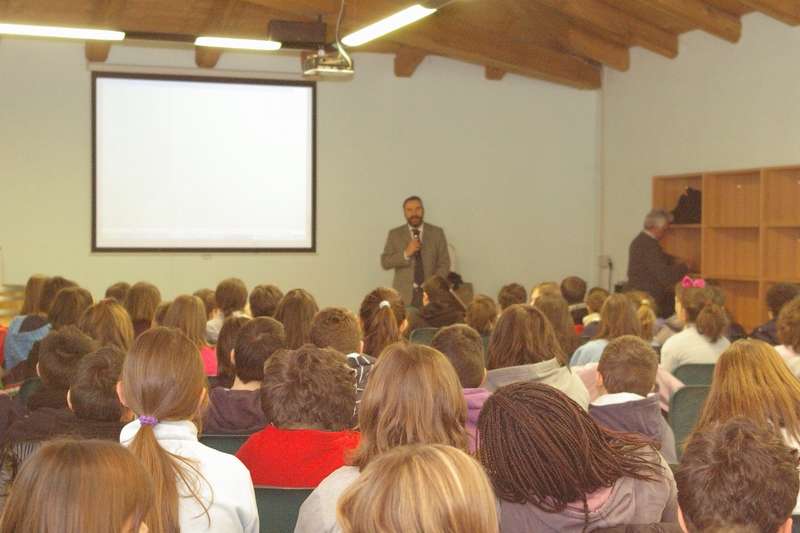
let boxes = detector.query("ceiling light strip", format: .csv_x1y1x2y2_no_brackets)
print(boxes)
0,23,124,41
341,4,435,47
195,37,281,51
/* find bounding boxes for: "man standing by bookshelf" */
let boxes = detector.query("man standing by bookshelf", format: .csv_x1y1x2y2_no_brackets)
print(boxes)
627,208,689,318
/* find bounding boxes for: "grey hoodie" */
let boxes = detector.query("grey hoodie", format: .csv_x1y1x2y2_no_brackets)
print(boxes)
484,358,590,409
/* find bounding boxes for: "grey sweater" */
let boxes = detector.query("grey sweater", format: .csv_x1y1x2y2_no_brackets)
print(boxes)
484,358,590,409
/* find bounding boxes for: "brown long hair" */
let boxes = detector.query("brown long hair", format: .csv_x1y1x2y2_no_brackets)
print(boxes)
19,274,48,316
477,382,663,532
593,293,641,341
690,339,800,444
78,299,134,352
360,287,407,357
422,276,466,312
534,294,581,356
465,295,497,336
124,282,162,323
274,289,319,350
0,439,154,533
625,291,658,341
349,343,469,469
48,287,93,330
680,287,728,343
120,327,210,533
215,315,251,384
163,295,208,349
486,304,567,370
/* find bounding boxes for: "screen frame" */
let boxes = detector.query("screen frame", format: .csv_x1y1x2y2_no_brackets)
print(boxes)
91,71,317,254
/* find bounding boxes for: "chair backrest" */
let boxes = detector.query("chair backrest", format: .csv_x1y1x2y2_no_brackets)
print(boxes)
17,378,41,407
669,385,710,460
255,486,314,533
672,364,715,386
409,327,440,346
198,434,249,455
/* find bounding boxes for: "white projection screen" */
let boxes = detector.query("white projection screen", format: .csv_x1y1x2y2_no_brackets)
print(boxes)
92,72,316,252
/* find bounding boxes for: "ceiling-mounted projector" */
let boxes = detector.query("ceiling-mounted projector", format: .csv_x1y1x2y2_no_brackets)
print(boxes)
303,44,353,77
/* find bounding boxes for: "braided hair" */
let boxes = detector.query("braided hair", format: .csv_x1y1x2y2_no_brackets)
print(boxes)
477,381,665,532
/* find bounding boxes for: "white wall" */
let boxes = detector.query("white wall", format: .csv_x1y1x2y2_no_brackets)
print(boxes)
602,13,800,285
0,38,598,310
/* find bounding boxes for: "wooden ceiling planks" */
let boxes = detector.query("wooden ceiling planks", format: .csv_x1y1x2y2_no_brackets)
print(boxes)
0,0,797,88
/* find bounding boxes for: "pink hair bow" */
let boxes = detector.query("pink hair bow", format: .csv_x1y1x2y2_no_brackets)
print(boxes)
681,276,705,289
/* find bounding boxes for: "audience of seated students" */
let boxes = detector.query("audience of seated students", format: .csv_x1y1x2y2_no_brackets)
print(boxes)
163,295,217,376
359,287,407,358
660,280,730,374
152,300,170,327
206,277,248,345
118,327,258,533
213,315,251,390
105,281,131,302
4,276,75,372
561,276,588,326
625,290,659,344
430,324,490,453
236,345,361,487
5,286,94,384
497,283,527,313
753,283,800,345
274,288,319,350
484,304,589,409
465,294,497,337
248,284,283,318
477,381,678,532
581,286,609,339
336,444,498,533
775,295,800,366
310,307,374,411
405,275,466,337
295,343,470,533
0,439,154,533
78,299,135,352
588,336,677,463
687,339,800,514
1,347,129,447
570,293,642,367
27,326,98,412
530,281,560,304
193,288,217,323
534,293,581,359
203,317,283,434
676,417,799,533
123,281,161,339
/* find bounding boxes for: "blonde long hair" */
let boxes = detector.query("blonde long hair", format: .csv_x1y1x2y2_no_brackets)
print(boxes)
691,339,800,444
349,343,469,469
337,444,498,533
120,327,210,533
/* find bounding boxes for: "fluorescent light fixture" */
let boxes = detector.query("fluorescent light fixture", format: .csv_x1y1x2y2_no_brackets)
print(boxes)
341,4,435,46
195,37,281,51
0,23,124,41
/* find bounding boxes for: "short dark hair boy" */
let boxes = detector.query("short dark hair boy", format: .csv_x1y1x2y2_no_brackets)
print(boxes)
752,283,800,345
430,324,485,389
216,277,248,317
497,283,526,311
249,284,283,318
560,276,587,305
68,347,127,422
233,317,286,383
676,417,799,533
310,307,361,355
37,326,98,392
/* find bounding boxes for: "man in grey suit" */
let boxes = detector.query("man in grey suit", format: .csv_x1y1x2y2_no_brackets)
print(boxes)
381,196,450,308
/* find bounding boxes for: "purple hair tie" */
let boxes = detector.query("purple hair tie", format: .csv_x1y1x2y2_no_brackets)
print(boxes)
139,415,159,427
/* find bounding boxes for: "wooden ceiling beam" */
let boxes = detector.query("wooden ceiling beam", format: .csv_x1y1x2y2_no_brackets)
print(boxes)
630,0,742,41
394,15,601,89
194,0,239,68
84,0,127,62
567,29,630,70
394,46,427,77
737,0,800,24
529,0,678,57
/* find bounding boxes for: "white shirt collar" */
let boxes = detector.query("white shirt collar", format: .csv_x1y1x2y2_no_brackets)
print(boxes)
591,391,649,406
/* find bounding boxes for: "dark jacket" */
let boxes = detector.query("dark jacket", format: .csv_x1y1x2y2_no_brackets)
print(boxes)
0,407,125,448
589,394,677,463
203,388,268,435
751,318,779,345
405,301,465,337
627,232,688,319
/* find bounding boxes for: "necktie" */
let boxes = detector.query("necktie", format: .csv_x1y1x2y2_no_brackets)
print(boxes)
413,229,424,288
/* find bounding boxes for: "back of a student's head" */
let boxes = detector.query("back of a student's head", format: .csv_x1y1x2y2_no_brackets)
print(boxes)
38,326,98,390
430,325,485,389
249,284,283,318
676,417,799,533
487,305,566,370
69,347,126,422
311,307,361,355
48,287,93,330
163,294,207,349
152,301,171,327
597,336,657,397
234,317,286,383
260,345,355,432
595,293,642,340
768,283,800,318
360,287,406,357
215,278,248,317
586,287,610,314
530,281,559,304
124,282,162,323
20,274,48,315
560,276,587,305
78,299,135,352
465,295,497,336
497,283,526,311
274,289,319,350
38,276,78,315
105,281,131,302
192,288,217,320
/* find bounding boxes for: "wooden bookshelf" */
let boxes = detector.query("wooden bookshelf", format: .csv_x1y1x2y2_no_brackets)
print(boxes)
653,164,800,332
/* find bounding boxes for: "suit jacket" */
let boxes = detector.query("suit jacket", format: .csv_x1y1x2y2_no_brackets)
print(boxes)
627,231,688,318
381,223,449,306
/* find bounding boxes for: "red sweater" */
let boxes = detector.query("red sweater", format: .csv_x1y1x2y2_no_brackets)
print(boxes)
235,425,361,488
